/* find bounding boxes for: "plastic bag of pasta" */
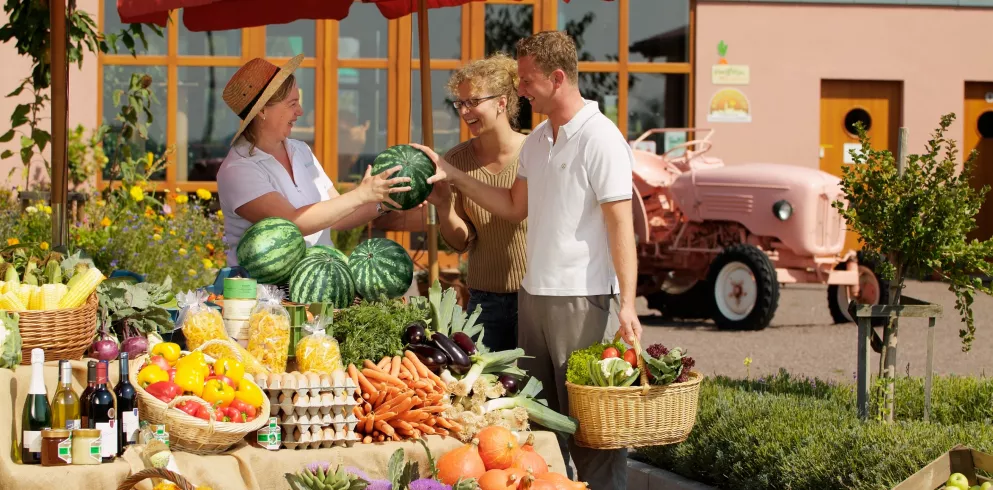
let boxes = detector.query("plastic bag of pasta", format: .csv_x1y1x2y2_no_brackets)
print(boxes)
247,285,291,373
295,314,341,374
177,289,226,351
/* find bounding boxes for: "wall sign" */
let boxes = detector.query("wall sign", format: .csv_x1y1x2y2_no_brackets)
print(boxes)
843,143,863,164
707,88,752,123
712,65,750,85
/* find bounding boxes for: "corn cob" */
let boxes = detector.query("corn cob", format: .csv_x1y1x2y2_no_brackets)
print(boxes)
58,268,104,309
15,284,35,308
0,291,25,312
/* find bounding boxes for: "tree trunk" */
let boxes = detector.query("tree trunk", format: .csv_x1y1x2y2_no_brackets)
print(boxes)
879,260,905,423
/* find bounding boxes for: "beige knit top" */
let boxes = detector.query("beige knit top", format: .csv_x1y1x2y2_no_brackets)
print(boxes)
443,141,527,294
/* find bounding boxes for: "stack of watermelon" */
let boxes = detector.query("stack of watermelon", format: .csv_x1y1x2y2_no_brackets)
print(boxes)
236,218,415,308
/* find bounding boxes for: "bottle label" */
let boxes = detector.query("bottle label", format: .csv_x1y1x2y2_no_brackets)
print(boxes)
89,438,102,463
58,439,72,464
122,409,139,444
65,419,81,431
23,430,42,453
95,421,118,459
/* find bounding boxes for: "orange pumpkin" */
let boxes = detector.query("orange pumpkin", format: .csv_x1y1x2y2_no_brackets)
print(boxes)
518,471,588,490
511,433,548,475
477,426,519,470
478,468,523,490
436,439,487,485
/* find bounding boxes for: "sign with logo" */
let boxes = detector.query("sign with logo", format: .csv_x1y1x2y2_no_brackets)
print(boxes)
712,65,750,85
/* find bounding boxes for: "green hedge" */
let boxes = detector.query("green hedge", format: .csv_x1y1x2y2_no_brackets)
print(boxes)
635,370,993,490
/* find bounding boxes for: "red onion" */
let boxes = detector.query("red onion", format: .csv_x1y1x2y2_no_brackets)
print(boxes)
121,335,148,359
90,339,120,361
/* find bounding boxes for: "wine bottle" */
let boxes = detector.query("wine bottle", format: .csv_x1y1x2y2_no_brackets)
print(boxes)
51,360,81,431
114,352,138,455
79,360,96,429
88,360,118,462
21,348,52,465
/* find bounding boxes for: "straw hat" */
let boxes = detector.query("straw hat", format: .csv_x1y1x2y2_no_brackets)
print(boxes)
223,53,304,145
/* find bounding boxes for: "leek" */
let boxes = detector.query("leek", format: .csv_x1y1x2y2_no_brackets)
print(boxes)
452,348,527,397
481,377,578,435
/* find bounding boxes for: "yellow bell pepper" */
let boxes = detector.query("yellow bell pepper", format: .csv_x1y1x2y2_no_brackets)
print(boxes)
201,379,235,408
234,378,264,409
175,351,210,380
213,357,244,385
150,342,182,365
136,364,169,388
173,363,205,397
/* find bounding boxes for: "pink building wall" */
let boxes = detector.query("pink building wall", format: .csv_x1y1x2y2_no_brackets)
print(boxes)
0,0,99,190
694,2,993,169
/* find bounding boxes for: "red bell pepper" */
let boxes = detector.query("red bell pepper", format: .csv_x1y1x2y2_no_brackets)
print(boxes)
205,375,237,390
229,399,257,420
194,404,212,421
175,401,200,418
146,381,183,403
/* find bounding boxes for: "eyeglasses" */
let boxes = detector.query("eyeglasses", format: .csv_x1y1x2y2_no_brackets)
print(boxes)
452,94,500,110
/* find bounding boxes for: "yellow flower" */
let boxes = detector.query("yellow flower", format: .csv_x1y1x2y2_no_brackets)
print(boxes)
194,245,201,252
202,259,214,269
43,206,52,214
206,243,215,252
39,242,49,251
25,206,37,214
130,186,144,202
153,234,162,241
169,230,176,236
100,217,112,227
159,215,165,221
196,188,212,201
216,210,224,219
175,195,188,204
7,238,19,246
154,226,164,234
743,357,753,367
147,152,155,166
96,199,105,207
187,269,197,276
178,248,188,256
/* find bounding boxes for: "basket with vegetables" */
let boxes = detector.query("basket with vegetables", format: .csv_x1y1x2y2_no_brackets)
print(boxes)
0,250,105,364
564,335,701,449
130,339,270,454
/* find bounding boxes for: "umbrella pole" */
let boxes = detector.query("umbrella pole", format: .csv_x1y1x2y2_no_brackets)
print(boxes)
418,0,439,286
50,0,70,250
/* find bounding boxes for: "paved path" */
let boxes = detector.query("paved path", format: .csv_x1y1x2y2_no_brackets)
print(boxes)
636,280,993,383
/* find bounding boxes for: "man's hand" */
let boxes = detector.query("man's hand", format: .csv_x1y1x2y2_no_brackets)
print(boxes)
618,303,643,346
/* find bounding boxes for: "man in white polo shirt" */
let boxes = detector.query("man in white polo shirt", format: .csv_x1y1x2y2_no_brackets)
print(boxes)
415,30,641,489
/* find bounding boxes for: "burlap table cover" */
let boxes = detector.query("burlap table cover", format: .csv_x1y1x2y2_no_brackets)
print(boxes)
1,360,567,489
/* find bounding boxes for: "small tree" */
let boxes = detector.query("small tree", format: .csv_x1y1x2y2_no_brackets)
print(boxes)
833,113,993,422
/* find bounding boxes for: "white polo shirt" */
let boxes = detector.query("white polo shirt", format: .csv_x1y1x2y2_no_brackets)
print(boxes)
517,99,634,297
216,138,336,266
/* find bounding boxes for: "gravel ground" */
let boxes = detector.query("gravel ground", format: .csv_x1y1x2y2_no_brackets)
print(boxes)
636,280,993,383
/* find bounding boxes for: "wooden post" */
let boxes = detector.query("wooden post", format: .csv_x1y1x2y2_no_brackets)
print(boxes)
50,0,70,249
896,128,909,177
417,0,440,286
857,316,872,420
924,316,935,422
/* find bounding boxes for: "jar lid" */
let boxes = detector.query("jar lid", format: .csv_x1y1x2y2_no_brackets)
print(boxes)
41,429,71,438
72,429,101,437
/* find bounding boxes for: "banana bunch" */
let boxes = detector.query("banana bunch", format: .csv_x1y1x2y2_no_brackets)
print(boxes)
0,251,103,312
285,464,369,490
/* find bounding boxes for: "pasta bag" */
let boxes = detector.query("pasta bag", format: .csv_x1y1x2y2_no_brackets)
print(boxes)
176,289,226,351
295,314,342,374
247,285,291,373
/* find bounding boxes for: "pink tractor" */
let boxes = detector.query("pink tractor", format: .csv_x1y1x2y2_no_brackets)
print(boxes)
630,128,886,330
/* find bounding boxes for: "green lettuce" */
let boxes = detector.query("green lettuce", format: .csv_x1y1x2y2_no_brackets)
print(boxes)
0,312,22,369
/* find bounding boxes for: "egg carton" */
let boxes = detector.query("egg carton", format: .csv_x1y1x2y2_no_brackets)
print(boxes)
256,369,359,399
276,412,359,432
273,391,361,417
281,425,360,450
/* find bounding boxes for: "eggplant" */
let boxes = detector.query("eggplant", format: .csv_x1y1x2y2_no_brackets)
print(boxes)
451,331,477,356
403,321,428,345
498,374,524,395
408,344,448,372
431,332,471,375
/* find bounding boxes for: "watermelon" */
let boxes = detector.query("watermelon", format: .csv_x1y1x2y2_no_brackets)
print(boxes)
306,245,349,265
348,238,414,301
236,217,306,285
289,253,356,308
371,144,435,211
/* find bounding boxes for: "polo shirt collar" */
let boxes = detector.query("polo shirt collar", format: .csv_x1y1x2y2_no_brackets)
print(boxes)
232,138,298,163
552,99,601,141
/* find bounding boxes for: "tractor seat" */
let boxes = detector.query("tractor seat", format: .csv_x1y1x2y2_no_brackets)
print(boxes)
632,155,676,188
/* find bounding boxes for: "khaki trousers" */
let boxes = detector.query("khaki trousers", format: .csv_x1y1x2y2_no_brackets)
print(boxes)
517,288,628,490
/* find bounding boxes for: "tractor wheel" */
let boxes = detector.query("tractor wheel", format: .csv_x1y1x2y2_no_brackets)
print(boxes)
645,280,715,320
827,252,890,325
707,244,779,331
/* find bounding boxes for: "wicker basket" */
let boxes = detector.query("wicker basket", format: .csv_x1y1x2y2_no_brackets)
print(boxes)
117,468,197,490
130,339,270,455
16,292,98,364
565,336,702,449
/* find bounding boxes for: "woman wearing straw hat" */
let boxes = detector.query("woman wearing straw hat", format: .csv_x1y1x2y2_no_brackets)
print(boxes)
216,54,411,266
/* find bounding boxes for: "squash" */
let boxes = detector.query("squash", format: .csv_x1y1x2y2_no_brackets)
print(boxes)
436,438,487,485
477,426,519,470
478,468,523,490
511,433,548,475
518,471,588,490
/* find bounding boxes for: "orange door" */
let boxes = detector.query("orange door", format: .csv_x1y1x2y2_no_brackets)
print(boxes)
964,82,993,242
820,80,903,252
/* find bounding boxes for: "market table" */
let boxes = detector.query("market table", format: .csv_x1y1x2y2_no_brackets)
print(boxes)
0,361,568,489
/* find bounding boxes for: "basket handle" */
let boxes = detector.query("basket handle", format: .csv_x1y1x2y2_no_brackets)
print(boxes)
613,331,650,395
165,395,218,434
116,468,196,490
194,338,243,362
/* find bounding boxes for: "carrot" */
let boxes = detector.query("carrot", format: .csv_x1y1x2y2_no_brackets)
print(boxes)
375,419,396,437
373,387,388,408
404,351,434,378
435,428,449,437
347,364,361,387
399,371,412,381
364,414,375,433
356,370,378,398
415,388,428,400
363,368,406,388
373,411,397,422
366,359,383,371
353,406,364,418
390,356,402,377
363,435,373,444
417,423,436,435
401,358,420,381
427,393,445,405
390,397,416,416
391,420,414,432
420,405,447,414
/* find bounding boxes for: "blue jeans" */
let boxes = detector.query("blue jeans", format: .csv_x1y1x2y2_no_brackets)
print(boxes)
467,288,519,352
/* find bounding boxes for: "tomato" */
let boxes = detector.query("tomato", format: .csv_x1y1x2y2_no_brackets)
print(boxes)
602,347,620,359
623,348,638,366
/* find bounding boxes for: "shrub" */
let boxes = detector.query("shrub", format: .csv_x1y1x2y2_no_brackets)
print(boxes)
636,371,993,490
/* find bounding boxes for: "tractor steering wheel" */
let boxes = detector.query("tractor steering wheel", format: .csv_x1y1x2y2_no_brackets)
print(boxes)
661,139,713,161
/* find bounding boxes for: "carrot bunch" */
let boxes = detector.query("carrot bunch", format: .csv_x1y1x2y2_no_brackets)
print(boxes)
347,350,461,443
